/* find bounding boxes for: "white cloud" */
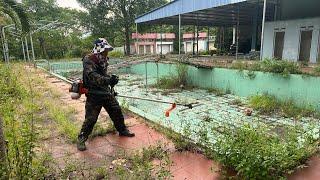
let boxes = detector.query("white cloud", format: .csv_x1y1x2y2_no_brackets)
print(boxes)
56,0,86,11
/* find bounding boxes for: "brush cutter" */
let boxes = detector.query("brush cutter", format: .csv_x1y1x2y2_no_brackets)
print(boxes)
69,80,200,117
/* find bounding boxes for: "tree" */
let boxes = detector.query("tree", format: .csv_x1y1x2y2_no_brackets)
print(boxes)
77,0,167,55
0,0,29,165
0,0,30,32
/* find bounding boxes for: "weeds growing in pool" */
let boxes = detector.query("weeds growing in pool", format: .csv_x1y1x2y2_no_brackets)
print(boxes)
249,94,317,118
154,63,189,89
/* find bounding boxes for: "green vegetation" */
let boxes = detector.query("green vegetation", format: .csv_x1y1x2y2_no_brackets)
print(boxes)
109,51,125,58
206,87,226,96
214,124,317,179
90,121,116,139
231,59,302,77
44,100,78,143
313,65,320,75
0,64,48,178
111,144,172,179
155,63,189,89
249,94,317,118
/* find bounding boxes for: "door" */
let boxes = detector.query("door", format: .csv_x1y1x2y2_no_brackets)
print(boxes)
299,30,313,61
145,45,151,54
139,45,144,55
274,31,285,59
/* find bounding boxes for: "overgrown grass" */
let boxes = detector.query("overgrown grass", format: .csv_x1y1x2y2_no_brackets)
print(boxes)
109,51,124,58
313,66,320,75
0,63,81,178
90,121,116,139
231,59,302,77
214,124,317,179
249,94,317,118
44,100,78,143
0,64,51,178
154,63,189,89
206,87,226,96
110,144,172,179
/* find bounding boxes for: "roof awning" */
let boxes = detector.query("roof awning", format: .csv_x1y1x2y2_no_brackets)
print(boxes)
135,0,277,26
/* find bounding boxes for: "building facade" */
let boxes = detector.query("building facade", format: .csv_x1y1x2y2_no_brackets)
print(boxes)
131,33,175,55
262,0,320,63
183,32,216,53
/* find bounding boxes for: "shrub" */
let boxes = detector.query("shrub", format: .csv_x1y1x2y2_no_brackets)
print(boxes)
215,124,317,179
249,94,317,118
313,66,320,75
155,63,189,89
249,94,279,114
109,51,124,58
259,59,301,75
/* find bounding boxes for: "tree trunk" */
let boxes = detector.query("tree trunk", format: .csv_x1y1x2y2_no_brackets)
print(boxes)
125,26,131,56
0,117,6,161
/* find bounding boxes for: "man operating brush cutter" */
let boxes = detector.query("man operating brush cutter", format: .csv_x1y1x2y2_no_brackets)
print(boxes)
77,38,135,151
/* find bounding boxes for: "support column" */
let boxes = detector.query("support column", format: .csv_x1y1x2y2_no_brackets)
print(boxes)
193,25,195,55
207,27,210,52
236,5,240,60
232,26,236,45
25,37,30,62
251,6,258,51
260,0,267,60
160,27,163,56
30,33,35,61
179,14,181,56
135,23,138,55
21,38,26,62
1,28,6,62
2,27,9,63
196,26,199,56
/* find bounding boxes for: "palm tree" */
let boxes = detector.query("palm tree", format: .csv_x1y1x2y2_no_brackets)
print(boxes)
0,0,30,32
0,0,30,162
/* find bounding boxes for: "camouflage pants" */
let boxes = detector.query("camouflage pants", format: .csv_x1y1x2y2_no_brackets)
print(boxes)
78,94,126,141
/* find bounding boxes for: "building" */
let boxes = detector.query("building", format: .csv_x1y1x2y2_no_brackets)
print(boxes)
183,32,216,53
131,33,175,55
134,0,320,63
261,1,320,62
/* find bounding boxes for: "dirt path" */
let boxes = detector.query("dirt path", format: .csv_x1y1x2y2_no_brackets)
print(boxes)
38,70,221,179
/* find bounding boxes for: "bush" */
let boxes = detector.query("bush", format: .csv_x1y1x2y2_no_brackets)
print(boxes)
249,94,317,118
215,124,317,179
259,59,301,75
313,66,320,75
155,63,189,89
109,51,124,58
249,94,279,114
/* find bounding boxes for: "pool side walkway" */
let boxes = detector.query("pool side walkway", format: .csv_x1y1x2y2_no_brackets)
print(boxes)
40,68,320,179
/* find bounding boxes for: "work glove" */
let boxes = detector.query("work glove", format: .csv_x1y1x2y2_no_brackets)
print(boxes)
110,74,119,86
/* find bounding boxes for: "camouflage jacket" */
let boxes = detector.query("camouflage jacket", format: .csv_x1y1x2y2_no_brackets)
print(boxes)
82,54,112,94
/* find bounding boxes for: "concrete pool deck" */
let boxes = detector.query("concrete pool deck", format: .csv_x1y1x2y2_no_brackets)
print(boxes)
36,61,320,179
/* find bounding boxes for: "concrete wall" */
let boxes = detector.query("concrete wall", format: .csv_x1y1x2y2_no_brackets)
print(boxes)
262,17,320,63
183,40,207,53
123,62,320,110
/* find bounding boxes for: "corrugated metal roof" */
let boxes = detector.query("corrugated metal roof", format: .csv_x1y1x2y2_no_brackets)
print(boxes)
135,0,247,24
135,0,277,26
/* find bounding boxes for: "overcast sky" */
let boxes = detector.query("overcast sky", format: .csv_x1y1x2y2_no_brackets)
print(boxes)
56,0,86,11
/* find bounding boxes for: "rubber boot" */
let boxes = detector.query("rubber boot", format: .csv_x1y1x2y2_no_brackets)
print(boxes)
77,135,87,151
119,129,135,137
